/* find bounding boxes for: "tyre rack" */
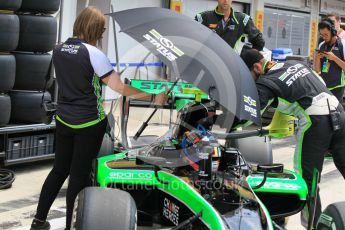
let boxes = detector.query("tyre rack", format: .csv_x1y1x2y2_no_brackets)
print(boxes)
0,122,55,166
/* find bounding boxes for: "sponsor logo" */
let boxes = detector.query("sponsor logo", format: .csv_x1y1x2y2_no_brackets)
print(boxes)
244,96,258,118
143,29,184,62
318,213,334,228
139,81,193,92
253,181,301,190
163,198,179,226
244,96,257,107
61,44,80,54
286,68,310,87
109,172,153,180
278,63,304,81
245,105,257,118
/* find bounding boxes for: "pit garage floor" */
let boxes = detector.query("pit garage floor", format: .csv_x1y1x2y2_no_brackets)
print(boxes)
1,110,345,230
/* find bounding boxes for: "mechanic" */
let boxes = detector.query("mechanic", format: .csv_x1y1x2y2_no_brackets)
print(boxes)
30,7,168,230
241,48,345,228
195,0,265,54
314,19,345,103
327,12,345,40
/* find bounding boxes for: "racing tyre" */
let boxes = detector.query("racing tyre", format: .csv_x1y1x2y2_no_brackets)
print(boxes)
14,53,53,91
0,94,11,127
19,0,60,14
0,54,15,92
0,14,19,51
317,201,345,230
0,0,22,11
10,91,52,124
73,187,137,230
17,15,57,52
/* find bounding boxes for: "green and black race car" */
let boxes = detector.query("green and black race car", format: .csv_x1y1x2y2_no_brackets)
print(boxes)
71,7,344,230
71,80,345,230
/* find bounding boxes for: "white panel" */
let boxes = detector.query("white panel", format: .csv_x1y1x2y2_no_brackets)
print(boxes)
320,0,345,16
59,0,77,42
105,0,164,99
264,0,310,12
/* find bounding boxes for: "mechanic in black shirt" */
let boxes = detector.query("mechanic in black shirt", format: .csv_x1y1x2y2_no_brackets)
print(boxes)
241,49,345,228
31,7,168,230
314,19,345,102
195,0,265,53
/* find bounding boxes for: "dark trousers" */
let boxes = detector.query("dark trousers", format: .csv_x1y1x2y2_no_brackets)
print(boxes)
298,113,345,227
330,87,345,103
35,119,106,229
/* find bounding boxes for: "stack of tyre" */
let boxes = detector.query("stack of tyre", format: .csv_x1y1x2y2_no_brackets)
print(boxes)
0,0,60,127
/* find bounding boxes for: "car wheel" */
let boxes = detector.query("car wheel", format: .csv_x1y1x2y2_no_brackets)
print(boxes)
14,53,53,91
0,94,11,127
0,14,19,51
0,0,22,11
10,91,52,124
0,54,15,92
317,201,345,230
19,0,60,14
17,15,57,52
72,187,137,230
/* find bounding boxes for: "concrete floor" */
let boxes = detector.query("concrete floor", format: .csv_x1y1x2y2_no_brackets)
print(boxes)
1,109,345,230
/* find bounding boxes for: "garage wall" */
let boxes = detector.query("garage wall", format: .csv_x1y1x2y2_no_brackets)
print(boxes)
263,8,310,55
183,0,245,18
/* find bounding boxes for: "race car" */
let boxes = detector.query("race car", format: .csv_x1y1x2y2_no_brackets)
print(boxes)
71,80,345,230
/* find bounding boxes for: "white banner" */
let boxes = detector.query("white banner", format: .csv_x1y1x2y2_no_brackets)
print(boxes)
264,0,304,9
320,0,345,16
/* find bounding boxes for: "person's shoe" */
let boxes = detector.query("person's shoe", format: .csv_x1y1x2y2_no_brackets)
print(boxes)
30,219,51,230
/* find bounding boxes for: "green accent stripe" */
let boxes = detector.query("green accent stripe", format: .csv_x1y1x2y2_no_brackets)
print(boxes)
276,98,311,175
92,74,105,121
56,115,103,129
328,84,345,90
149,29,161,39
171,47,184,56
232,9,239,24
214,7,224,16
278,72,289,81
328,70,345,90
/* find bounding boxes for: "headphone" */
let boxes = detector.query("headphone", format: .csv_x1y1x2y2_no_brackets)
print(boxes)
320,18,338,36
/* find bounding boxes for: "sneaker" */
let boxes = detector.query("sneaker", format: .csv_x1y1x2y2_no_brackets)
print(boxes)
30,219,51,230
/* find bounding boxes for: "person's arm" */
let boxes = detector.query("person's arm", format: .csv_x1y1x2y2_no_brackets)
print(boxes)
323,51,345,71
102,71,167,105
256,83,276,112
86,44,167,105
244,15,265,51
313,42,324,73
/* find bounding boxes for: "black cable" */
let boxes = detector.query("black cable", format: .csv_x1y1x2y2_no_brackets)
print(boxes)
0,168,15,189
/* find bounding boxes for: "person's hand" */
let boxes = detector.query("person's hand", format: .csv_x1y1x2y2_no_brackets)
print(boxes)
153,92,169,106
315,52,325,60
323,51,337,61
